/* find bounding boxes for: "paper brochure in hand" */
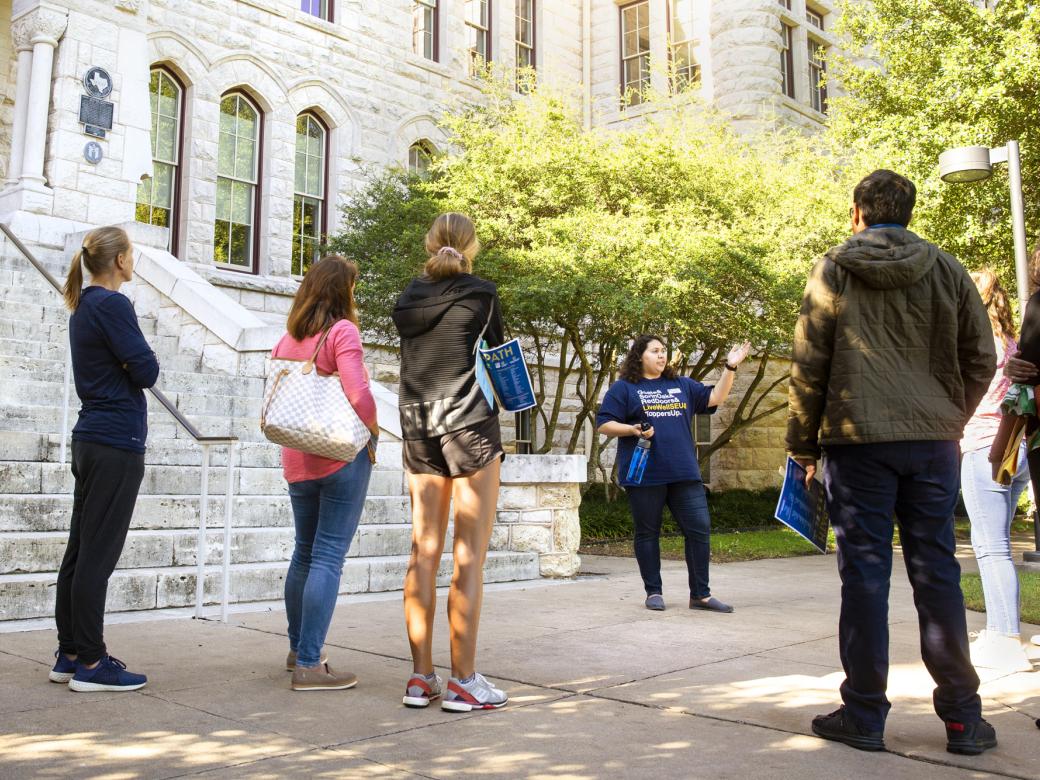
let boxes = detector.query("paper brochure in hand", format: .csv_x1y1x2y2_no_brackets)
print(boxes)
478,338,537,413
774,457,829,553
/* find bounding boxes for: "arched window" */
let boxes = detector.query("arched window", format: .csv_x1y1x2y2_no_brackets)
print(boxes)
408,140,435,175
136,67,184,254
214,91,262,272
292,112,328,276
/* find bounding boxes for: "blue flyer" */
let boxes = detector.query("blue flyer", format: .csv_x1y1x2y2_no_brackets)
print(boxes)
774,457,830,553
478,338,537,413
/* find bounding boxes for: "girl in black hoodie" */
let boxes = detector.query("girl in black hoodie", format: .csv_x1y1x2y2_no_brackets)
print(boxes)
392,213,509,711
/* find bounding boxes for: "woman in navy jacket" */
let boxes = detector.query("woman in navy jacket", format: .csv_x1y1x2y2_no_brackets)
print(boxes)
51,226,159,692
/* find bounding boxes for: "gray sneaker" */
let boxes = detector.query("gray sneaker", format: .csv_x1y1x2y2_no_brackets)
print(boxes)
442,672,508,712
403,672,444,708
645,594,665,611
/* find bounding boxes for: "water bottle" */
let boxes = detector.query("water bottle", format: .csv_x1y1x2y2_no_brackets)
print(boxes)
626,423,652,484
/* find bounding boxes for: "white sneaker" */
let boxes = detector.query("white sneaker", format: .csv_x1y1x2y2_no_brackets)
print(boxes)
970,630,1033,673
403,672,443,708
441,672,508,712
1032,634,1040,647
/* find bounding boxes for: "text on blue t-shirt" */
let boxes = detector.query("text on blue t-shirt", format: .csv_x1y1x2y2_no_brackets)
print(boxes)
596,375,715,487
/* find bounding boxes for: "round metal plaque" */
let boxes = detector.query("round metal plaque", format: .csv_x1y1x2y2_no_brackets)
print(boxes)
84,141,103,165
83,67,113,99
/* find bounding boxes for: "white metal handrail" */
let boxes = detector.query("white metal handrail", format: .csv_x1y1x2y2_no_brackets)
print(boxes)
1,221,239,622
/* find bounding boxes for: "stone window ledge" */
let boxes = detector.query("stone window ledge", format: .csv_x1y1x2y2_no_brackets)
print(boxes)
780,95,826,125
194,265,300,296
403,52,457,81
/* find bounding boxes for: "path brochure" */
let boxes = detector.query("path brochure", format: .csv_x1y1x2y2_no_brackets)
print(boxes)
774,456,829,553
478,338,537,413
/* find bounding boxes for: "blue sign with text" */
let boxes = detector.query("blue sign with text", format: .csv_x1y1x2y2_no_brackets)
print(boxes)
774,457,830,553
478,338,537,413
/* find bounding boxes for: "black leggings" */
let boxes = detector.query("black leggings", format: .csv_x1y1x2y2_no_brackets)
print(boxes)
55,440,145,664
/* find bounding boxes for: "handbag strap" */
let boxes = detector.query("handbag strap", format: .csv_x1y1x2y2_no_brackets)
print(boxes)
303,325,336,374
473,301,494,356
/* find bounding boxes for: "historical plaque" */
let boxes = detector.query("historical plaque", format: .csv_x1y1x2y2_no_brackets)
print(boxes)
83,141,103,165
79,95,114,138
83,67,113,98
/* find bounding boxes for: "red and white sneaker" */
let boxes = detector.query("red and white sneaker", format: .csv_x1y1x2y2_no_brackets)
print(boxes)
441,672,508,712
402,673,443,708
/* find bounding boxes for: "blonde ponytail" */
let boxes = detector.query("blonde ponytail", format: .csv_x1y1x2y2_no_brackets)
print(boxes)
62,226,131,310
423,212,479,281
63,249,86,310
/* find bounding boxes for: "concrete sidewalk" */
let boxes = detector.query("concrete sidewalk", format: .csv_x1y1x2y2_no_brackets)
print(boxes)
1,552,1038,779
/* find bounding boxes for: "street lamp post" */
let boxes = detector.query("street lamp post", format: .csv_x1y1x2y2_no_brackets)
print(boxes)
939,141,1039,563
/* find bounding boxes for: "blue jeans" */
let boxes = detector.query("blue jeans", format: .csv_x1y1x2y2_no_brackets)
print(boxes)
284,455,372,667
626,481,712,599
823,441,981,731
961,444,1029,636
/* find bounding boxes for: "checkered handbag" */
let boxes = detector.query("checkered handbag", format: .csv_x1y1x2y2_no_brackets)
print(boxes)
260,326,371,462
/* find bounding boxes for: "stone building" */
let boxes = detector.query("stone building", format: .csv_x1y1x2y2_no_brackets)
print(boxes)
0,0,847,621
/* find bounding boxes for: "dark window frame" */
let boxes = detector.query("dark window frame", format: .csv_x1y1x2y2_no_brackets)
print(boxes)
413,0,440,62
466,0,493,76
214,89,264,275
292,110,330,277
138,64,186,258
301,0,334,23
618,0,651,106
515,0,536,87
780,22,795,99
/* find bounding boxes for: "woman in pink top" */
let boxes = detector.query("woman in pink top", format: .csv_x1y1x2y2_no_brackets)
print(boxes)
961,270,1032,673
271,255,379,691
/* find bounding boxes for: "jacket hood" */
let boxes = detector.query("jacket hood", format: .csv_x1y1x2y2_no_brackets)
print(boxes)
827,227,938,290
392,273,496,338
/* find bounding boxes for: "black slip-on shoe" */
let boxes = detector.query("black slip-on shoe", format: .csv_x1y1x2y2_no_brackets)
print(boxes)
946,719,997,755
811,707,885,752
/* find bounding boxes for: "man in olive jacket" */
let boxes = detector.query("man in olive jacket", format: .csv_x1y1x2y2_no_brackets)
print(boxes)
786,170,998,755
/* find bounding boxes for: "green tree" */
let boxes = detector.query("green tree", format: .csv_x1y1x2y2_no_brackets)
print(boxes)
331,80,852,484
830,0,1040,280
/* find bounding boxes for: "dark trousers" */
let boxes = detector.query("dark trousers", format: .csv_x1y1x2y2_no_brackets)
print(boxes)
56,440,145,665
823,440,981,731
626,481,711,599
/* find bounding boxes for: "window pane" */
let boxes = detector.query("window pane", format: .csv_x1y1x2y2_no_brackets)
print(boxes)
217,132,236,177
216,177,232,221
154,162,174,208
229,223,250,267
136,177,152,207
236,138,256,181
231,180,252,225
156,115,178,162
213,220,230,264
219,96,237,134
295,151,307,192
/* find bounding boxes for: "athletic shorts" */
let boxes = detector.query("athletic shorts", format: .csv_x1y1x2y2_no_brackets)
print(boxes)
402,415,505,477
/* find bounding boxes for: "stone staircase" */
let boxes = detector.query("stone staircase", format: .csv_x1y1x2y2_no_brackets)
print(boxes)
0,221,539,623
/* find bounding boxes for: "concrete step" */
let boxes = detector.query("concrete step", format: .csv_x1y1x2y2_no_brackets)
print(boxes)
0,550,540,620
0,493,412,532
0,462,407,497
0,431,405,472
0,522,432,574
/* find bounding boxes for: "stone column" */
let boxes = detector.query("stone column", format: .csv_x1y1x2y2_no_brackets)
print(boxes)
5,21,34,186
709,0,781,129
19,9,68,189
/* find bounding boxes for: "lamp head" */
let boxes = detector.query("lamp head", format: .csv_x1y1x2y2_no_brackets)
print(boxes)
939,146,994,183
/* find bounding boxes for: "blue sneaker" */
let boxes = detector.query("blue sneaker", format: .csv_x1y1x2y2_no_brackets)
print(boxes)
68,656,147,692
49,650,77,683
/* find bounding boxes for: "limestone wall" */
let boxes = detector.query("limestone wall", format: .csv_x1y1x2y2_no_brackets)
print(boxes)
497,455,586,578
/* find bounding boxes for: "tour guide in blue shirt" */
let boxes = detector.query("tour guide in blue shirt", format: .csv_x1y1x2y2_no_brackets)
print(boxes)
597,334,750,613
